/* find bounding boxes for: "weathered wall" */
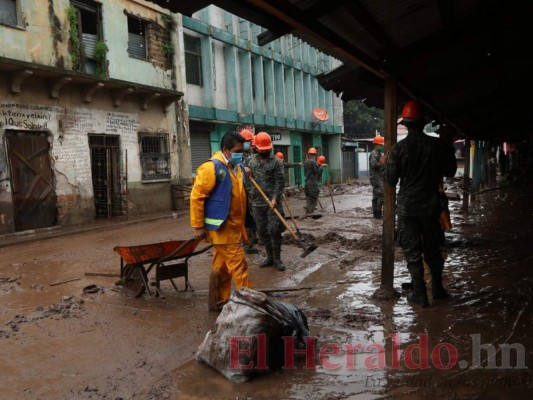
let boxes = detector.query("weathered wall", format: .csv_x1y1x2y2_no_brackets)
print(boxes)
0,77,179,234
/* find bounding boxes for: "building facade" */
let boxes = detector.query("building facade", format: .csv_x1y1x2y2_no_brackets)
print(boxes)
0,0,187,234
180,6,344,186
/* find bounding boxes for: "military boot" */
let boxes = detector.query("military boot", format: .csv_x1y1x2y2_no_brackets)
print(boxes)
260,244,274,268
406,262,429,307
431,272,449,300
273,247,285,271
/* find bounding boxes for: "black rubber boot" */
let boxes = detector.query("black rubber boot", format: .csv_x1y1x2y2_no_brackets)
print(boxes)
407,291,429,307
406,261,429,307
273,248,285,271
244,244,259,254
431,274,449,299
259,257,274,268
260,244,274,268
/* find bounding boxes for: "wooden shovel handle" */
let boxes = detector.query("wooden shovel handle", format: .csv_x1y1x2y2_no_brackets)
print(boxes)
249,177,299,241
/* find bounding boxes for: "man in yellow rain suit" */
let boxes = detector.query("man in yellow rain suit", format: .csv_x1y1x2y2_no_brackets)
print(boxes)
190,131,252,311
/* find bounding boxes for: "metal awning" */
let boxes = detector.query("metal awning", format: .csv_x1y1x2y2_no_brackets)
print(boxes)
147,0,532,141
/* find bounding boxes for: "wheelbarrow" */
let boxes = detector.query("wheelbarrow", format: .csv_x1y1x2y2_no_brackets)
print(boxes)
114,237,212,297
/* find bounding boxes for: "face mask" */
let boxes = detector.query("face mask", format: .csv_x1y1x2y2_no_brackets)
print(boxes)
378,145,384,152
243,142,251,151
229,152,243,165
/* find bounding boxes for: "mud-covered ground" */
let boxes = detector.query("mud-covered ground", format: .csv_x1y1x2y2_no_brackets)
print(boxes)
1,180,532,400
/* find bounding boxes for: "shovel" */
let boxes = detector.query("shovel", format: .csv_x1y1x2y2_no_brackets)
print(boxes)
317,197,325,211
249,177,317,258
281,194,302,238
326,183,337,213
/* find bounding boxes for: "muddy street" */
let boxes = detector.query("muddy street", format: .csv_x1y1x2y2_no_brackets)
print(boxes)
1,181,532,400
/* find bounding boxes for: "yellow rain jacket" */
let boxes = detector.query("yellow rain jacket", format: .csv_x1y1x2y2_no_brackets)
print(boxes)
190,151,248,244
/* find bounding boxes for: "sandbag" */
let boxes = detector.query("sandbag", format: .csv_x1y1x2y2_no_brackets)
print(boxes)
195,287,309,383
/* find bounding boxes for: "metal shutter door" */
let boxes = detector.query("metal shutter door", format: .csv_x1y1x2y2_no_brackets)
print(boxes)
190,131,211,173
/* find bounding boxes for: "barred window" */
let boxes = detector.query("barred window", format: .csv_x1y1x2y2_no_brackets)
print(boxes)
139,134,171,181
184,34,202,86
127,15,147,59
0,0,18,26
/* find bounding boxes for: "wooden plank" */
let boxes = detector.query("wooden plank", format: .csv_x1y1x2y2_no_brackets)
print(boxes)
381,77,397,288
11,149,51,185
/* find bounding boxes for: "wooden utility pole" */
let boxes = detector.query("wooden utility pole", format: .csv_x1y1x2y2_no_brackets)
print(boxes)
373,77,400,300
462,138,471,212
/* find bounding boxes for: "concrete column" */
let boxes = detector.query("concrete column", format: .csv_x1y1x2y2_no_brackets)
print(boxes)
274,62,285,118
253,55,265,113
239,51,253,114
294,70,305,121
201,36,214,108
264,59,275,117
225,45,238,111
311,77,319,110
303,73,312,121
285,67,295,119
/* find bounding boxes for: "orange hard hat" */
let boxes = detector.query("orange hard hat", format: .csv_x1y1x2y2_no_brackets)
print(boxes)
307,147,317,155
275,152,284,160
239,129,253,141
317,155,326,165
373,135,384,145
401,100,424,121
254,131,272,151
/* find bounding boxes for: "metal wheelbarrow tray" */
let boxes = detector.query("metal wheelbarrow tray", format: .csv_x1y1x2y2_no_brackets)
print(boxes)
114,238,212,297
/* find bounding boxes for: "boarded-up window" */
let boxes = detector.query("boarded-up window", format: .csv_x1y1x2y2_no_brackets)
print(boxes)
128,16,147,59
0,0,17,26
184,34,202,86
139,134,170,181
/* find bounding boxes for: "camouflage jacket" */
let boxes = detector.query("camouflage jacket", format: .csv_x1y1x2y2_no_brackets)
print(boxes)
303,159,320,185
245,153,285,206
369,149,384,183
384,132,457,217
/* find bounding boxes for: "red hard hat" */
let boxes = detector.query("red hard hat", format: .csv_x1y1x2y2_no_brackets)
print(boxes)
308,147,317,155
239,129,253,141
317,155,326,165
373,135,384,145
254,132,272,151
401,100,424,121
275,152,284,160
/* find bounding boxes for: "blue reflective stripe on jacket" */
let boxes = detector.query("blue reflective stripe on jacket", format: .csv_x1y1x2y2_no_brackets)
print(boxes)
204,159,231,230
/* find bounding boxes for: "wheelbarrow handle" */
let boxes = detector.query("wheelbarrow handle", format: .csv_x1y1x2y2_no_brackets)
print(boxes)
157,237,197,263
249,177,299,241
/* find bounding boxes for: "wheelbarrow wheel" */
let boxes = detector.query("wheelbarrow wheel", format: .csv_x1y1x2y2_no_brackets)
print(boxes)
122,264,147,297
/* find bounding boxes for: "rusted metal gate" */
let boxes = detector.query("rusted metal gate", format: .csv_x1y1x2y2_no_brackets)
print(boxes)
6,130,57,231
89,134,124,219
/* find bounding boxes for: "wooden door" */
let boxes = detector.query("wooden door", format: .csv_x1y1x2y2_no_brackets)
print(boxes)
6,131,57,231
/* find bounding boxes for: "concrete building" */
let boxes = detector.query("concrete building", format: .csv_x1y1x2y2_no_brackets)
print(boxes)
0,0,186,234
180,6,344,186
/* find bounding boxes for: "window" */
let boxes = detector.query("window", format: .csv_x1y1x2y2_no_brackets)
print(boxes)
184,34,203,86
0,0,18,26
127,15,147,59
139,134,171,181
70,0,102,74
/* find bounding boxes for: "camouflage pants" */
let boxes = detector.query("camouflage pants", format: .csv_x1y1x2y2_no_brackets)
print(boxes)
252,205,284,259
370,178,384,214
304,183,319,214
397,215,444,293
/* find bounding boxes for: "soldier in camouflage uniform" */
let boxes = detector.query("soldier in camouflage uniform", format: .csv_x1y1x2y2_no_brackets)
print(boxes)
239,129,259,254
303,148,321,214
245,132,286,271
369,135,385,218
385,100,456,307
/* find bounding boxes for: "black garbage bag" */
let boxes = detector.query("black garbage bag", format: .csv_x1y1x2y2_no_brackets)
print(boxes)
195,287,310,383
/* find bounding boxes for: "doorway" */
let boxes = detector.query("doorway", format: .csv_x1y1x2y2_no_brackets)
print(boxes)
89,134,123,219
6,130,57,231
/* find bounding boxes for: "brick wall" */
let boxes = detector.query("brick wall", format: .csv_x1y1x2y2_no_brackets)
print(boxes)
147,22,172,70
